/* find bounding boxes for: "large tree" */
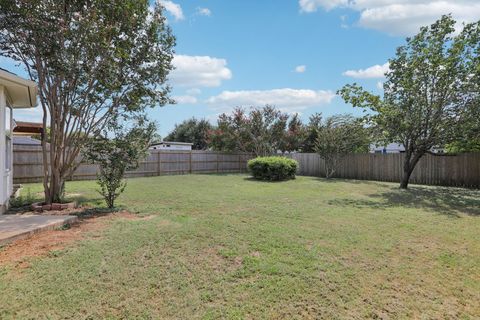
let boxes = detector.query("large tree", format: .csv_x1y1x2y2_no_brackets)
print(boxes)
164,118,212,150
315,114,370,179
302,113,322,153
209,106,288,156
0,0,175,203
279,113,305,154
339,15,480,189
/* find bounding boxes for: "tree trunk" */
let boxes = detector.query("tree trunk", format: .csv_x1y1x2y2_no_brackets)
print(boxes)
41,100,51,203
325,159,335,179
399,165,414,189
48,172,65,203
400,152,423,189
41,114,66,204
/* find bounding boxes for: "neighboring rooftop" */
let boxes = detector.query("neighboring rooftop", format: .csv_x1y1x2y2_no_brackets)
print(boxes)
13,120,44,135
150,141,193,146
12,136,41,146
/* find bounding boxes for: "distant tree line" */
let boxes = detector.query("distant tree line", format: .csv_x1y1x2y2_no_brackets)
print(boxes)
164,107,370,154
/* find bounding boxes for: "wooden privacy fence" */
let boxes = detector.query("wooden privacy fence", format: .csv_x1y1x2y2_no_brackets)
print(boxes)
288,153,480,188
12,145,480,187
13,145,255,184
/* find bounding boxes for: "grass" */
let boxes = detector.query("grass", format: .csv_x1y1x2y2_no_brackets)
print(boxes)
1,174,480,319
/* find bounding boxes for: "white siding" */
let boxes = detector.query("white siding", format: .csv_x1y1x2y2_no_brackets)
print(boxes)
150,143,192,151
0,86,11,213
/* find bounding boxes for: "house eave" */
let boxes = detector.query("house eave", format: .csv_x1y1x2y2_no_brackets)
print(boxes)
0,69,38,108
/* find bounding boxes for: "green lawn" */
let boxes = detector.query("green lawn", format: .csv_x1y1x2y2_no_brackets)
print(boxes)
1,174,480,319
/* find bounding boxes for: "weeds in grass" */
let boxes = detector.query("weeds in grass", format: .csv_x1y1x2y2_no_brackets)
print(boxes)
9,188,35,208
1,175,479,319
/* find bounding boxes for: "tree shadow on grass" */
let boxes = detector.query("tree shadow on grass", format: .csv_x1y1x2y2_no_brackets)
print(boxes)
243,177,296,183
329,186,480,217
313,177,389,187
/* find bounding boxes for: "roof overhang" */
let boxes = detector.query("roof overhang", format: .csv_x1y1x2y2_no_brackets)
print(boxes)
0,69,38,108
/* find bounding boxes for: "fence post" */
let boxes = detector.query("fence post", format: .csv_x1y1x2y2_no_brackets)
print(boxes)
189,150,192,174
216,153,219,173
157,151,161,176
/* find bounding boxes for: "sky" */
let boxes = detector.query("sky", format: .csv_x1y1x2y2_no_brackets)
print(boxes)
3,0,480,136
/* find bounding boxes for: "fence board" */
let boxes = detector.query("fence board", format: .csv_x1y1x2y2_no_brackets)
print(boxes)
12,146,480,188
13,146,254,184
288,152,480,188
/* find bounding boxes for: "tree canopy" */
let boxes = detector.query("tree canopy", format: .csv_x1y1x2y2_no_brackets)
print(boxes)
315,115,370,178
339,15,480,188
209,106,289,156
164,118,212,150
0,0,175,202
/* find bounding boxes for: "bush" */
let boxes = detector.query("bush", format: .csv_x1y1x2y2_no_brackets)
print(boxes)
248,156,298,181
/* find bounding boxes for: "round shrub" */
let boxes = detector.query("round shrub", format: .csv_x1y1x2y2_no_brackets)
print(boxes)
247,156,298,181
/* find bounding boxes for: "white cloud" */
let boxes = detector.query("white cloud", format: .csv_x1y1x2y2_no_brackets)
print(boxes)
359,2,480,36
340,15,349,28
173,95,198,104
377,81,384,90
299,0,480,36
294,65,307,73
159,0,184,21
171,55,232,88
299,0,345,12
343,62,389,79
186,88,202,95
206,88,336,113
197,7,212,16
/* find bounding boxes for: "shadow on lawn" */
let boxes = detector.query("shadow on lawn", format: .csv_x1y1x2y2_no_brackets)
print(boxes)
329,186,480,217
314,177,388,187
243,177,297,183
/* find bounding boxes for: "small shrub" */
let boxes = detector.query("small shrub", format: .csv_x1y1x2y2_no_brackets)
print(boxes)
85,117,155,209
9,188,35,208
248,156,298,181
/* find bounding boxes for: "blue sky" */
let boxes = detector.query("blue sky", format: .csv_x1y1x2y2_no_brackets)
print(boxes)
3,0,479,136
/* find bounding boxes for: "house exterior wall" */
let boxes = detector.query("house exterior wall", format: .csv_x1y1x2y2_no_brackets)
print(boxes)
370,143,405,154
0,86,12,214
150,143,192,151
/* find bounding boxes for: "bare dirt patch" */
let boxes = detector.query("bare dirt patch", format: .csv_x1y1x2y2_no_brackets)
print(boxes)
0,210,140,268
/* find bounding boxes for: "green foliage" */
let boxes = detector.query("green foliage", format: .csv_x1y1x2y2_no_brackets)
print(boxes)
447,100,480,153
9,188,36,208
164,118,212,150
445,139,480,154
209,106,289,156
302,113,322,152
85,118,156,208
247,156,298,181
280,113,306,153
338,15,480,188
0,0,175,203
315,114,370,178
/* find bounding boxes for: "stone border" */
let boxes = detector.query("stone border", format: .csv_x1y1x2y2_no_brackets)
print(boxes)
31,201,78,212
